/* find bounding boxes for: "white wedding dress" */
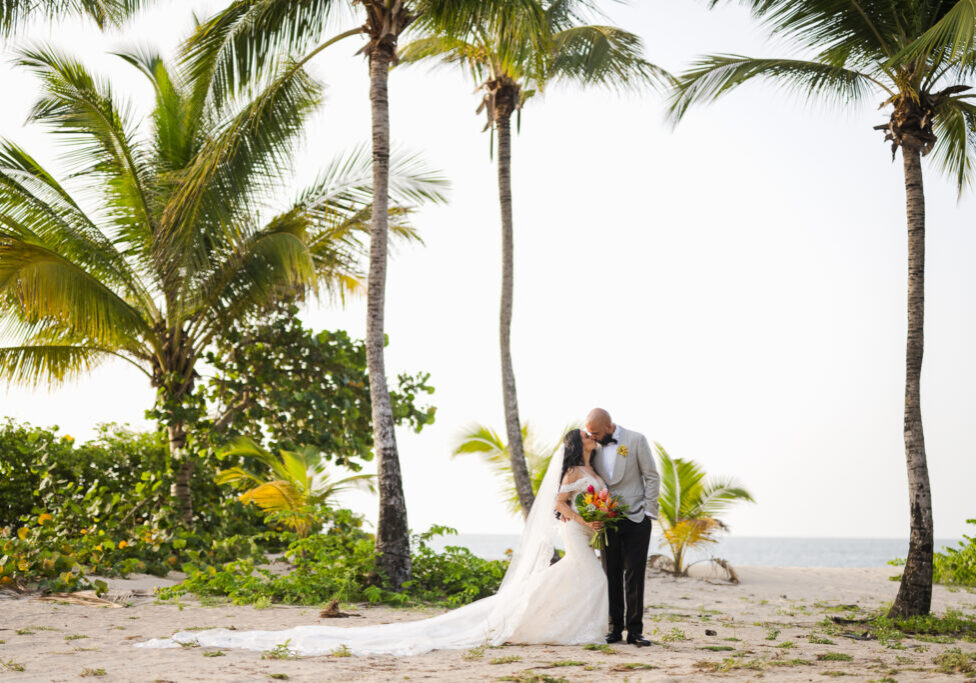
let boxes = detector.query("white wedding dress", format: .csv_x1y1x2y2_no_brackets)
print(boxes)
136,450,608,657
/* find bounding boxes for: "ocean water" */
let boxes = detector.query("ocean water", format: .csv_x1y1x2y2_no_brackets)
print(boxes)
428,534,964,568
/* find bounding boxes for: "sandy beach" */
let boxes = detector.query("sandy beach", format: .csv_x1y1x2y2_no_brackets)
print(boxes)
1,566,974,681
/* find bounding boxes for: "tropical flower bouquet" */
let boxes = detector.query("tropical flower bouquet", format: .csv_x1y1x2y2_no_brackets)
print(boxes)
574,486,629,549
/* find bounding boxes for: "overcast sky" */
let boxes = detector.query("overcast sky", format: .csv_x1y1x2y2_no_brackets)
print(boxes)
3,1,974,541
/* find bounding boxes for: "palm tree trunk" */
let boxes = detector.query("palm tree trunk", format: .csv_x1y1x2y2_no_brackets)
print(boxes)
366,43,411,591
168,422,194,524
495,108,535,518
889,145,934,618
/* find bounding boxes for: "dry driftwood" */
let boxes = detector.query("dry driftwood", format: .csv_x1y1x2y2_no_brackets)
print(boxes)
35,590,124,607
645,554,740,584
319,598,362,618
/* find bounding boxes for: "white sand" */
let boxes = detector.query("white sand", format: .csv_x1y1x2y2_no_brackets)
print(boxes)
1,566,975,681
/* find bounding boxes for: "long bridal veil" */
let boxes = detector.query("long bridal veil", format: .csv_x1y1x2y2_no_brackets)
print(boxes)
136,445,568,656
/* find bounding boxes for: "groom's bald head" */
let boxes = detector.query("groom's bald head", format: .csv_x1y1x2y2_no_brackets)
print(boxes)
586,408,611,428
585,408,614,443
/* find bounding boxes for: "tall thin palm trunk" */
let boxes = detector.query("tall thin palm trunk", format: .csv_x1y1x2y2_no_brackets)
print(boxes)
168,422,194,523
890,144,934,618
495,101,535,517
367,43,411,590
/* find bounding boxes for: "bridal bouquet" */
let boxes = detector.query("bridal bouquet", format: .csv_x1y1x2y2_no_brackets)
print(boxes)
574,486,629,550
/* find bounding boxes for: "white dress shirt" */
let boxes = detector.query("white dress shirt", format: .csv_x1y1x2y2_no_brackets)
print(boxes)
599,425,621,481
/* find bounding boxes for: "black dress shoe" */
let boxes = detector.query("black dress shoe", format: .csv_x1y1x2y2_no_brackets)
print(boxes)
605,632,623,644
626,634,651,647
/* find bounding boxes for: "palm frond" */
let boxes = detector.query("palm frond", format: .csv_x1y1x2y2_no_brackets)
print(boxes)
0,0,149,34
16,46,155,251
0,140,153,312
0,234,151,345
670,54,879,123
932,95,976,195
548,25,671,93
691,477,756,519
180,0,342,113
398,34,489,78
0,343,110,386
726,0,905,61
889,0,976,69
157,58,322,285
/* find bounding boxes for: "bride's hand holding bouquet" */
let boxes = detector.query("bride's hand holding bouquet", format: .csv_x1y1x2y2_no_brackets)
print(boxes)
574,485,629,549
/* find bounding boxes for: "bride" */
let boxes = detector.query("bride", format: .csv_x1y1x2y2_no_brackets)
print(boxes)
136,429,610,656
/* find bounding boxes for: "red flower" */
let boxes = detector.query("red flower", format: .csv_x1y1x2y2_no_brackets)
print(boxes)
587,485,595,494
609,511,618,518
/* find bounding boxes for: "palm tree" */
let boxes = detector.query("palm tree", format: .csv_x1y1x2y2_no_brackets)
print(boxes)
669,0,976,618
0,0,146,34
216,436,376,537
400,0,668,517
655,443,754,576
0,46,444,525
183,0,533,589
451,422,569,515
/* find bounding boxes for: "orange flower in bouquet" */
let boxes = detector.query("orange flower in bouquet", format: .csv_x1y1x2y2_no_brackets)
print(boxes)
574,485,629,549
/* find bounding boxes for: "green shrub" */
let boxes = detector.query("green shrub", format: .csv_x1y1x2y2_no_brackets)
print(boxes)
0,421,271,591
933,520,976,586
0,420,73,527
406,525,508,606
159,518,507,607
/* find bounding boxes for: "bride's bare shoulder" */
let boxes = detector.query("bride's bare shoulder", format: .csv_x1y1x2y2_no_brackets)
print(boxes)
560,466,582,485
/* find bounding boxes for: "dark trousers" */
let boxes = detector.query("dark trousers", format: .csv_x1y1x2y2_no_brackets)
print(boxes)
601,516,652,636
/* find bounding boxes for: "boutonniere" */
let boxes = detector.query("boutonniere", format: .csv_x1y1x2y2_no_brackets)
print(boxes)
617,445,629,458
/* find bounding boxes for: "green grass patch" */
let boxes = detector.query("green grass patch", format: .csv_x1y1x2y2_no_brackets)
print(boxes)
611,662,658,670
80,669,106,677
549,660,584,667
663,627,687,642
817,652,853,662
202,650,225,657
862,608,976,644
262,641,298,660
489,656,521,665
932,647,976,674
769,658,813,667
582,642,616,654
695,656,766,673
699,645,736,652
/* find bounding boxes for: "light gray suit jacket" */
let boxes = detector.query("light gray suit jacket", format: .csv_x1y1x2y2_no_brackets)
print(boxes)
592,426,661,523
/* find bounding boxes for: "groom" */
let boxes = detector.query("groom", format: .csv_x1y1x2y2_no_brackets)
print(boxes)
586,408,660,647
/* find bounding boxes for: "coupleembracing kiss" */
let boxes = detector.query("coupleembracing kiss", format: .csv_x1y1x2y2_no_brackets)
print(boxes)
568,408,661,647
138,408,662,656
